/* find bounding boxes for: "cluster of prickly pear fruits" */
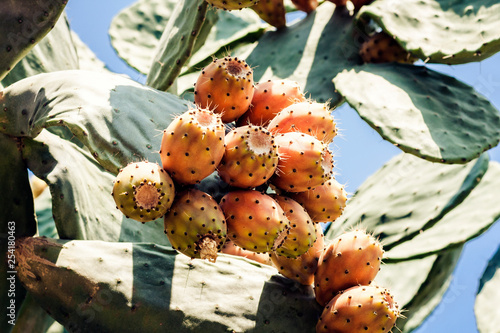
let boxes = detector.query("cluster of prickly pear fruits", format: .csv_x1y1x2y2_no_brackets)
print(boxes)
111,55,399,331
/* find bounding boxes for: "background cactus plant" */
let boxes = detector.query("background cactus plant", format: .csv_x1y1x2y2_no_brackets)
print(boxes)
2,0,500,332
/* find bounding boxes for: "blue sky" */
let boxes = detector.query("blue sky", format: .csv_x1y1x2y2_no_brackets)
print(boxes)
65,1,500,332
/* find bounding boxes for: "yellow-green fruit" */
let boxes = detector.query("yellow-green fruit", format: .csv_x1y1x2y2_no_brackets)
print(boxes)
164,189,227,262
112,161,175,223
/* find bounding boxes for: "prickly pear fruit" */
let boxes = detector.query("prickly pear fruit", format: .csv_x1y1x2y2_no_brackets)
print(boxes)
316,285,400,333
271,195,317,258
221,239,272,265
272,132,334,192
112,161,175,223
219,190,290,253
237,79,305,127
194,56,254,123
160,107,225,185
268,101,337,144
217,125,279,188
204,0,259,10
271,222,325,285
291,0,318,13
164,189,227,262
360,31,416,64
289,178,347,223
250,0,286,29
314,229,384,306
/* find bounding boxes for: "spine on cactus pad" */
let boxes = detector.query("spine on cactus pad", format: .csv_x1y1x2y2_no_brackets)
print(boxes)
112,161,175,223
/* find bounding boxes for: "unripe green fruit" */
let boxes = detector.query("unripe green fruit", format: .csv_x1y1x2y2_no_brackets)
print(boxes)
112,161,175,223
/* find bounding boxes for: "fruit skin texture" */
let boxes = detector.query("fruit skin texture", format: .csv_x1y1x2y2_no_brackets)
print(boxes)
360,31,416,64
112,161,175,223
291,0,318,13
289,178,347,223
221,239,272,265
204,0,259,10
164,188,227,262
314,229,384,306
194,56,254,123
271,195,317,258
237,79,305,127
217,125,279,188
268,101,337,144
251,0,286,29
160,107,225,185
271,223,325,285
272,132,334,192
219,190,290,253
316,285,399,333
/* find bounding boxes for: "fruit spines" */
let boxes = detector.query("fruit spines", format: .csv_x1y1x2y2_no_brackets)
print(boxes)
164,188,227,262
270,222,325,285
316,285,400,333
159,107,225,185
272,132,334,192
194,56,255,123
112,161,175,223
314,229,384,306
268,101,337,144
219,190,290,253
289,178,347,223
217,125,279,188
271,195,317,258
237,79,305,127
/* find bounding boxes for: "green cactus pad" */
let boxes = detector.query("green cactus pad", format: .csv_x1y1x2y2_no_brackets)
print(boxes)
325,153,489,248
22,130,170,244
396,247,462,332
109,0,177,74
0,70,191,174
109,0,264,77
333,64,500,163
0,0,67,81
146,0,210,91
475,244,500,333
358,0,500,64
17,237,322,332
242,1,360,105
1,14,78,87
387,162,500,260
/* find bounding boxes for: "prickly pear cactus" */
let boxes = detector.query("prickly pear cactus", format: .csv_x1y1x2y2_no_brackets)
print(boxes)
3,0,500,332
